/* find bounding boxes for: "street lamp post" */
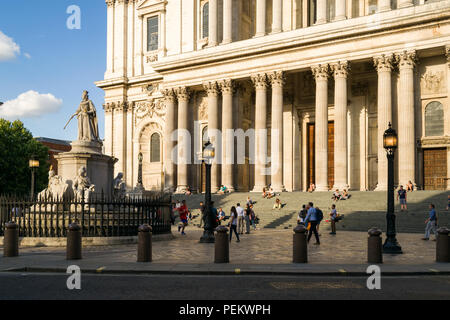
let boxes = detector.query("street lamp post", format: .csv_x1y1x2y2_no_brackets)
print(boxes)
29,155,40,201
200,140,216,243
136,152,144,191
382,123,402,254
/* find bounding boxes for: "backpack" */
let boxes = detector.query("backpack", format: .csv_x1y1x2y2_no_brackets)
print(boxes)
316,208,323,221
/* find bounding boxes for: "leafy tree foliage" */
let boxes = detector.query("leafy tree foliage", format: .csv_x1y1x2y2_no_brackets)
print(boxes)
0,119,49,195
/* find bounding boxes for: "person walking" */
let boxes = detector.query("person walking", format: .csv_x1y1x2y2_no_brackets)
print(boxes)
177,200,189,236
249,204,257,231
198,201,205,228
315,206,324,235
329,204,338,235
397,185,407,211
304,202,320,245
236,203,245,234
244,204,252,234
228,206,240,242
422,203,438,241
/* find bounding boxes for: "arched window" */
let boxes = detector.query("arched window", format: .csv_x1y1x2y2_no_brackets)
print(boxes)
425,101,444,137
202,126,209,146
202,2,209,38
150,133,161,162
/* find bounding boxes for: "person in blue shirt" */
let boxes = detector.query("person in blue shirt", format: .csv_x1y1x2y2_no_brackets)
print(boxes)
422,203,438,241
304,202,320,245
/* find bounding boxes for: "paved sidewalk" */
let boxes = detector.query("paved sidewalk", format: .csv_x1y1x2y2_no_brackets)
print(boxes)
1,226,449,275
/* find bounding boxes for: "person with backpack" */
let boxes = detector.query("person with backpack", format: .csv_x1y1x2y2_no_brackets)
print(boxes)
304,202,320,245
315,206,324,235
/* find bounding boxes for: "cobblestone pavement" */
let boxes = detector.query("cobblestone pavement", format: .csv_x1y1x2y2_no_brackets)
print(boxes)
5,225,439,266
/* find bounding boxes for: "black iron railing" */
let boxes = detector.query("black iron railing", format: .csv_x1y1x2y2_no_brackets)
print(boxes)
0,193,172,237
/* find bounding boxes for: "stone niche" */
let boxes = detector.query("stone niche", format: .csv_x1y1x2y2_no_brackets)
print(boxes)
55,140,117,198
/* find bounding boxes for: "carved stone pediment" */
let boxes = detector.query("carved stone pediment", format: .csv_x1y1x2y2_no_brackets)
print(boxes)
134,99,166,123
137,0,167,16
421,70,445,94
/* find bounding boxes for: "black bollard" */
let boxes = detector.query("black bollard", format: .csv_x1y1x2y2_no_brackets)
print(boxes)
214,226,229,263
3,222,19,257
293,224,308,263
66,223,82,260
368,228,383,264
436,227,450,263
137,224,152,262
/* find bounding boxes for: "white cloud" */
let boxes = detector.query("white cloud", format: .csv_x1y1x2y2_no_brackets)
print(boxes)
24,53,31,59
0,90,63,120
0,30,21,61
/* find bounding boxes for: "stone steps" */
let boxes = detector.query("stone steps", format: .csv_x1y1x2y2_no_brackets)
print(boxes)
174,190,449,233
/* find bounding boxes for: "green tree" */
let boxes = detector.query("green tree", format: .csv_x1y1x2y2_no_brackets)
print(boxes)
0,119,49,195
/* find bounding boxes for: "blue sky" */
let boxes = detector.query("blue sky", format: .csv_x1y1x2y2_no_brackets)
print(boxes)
0,0,107,141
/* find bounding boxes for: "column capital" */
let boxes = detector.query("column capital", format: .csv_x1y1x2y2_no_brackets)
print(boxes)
219,79,235,95
374,54,394,73
251,73,268,90
115,101,128,112
331,61,350,79
311,64,329,81
162,88,176,103
176,87,191,101
103,102,115,113
105,0,115,7
203,81,220,97
396,50,417,69
268,71,285,87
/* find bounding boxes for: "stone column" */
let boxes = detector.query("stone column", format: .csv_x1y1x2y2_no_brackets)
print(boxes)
251,74,268,192
396,50,417,187
446,46,450,190
374,54,394,191
176,87,191,193
335,0,347,20
255,0,266,37
204,81,221,193
269,71,285,192
316,0,327,24
163,89,177,192
312,64,329,191
398,0,414,8
220,80,235,191
105,0,115,75
272,0,283,33
209,0,218,46
222,0,233,44
379,0,392,12
332,61,349,190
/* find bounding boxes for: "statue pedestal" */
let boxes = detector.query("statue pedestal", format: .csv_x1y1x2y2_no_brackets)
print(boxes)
55,140,117,198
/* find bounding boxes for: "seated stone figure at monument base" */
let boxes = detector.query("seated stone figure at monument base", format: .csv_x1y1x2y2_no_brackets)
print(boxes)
37,167,73,201
113,172,126,199
73,166,95,203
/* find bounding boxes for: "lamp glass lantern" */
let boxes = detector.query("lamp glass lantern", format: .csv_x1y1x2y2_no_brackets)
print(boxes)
202,141,215,163
383,123,398,152
29,157,40,169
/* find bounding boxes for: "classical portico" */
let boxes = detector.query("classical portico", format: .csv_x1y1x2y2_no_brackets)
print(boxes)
97,0,450,192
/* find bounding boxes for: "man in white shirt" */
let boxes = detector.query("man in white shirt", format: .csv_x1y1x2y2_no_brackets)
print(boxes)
236,203,245,234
